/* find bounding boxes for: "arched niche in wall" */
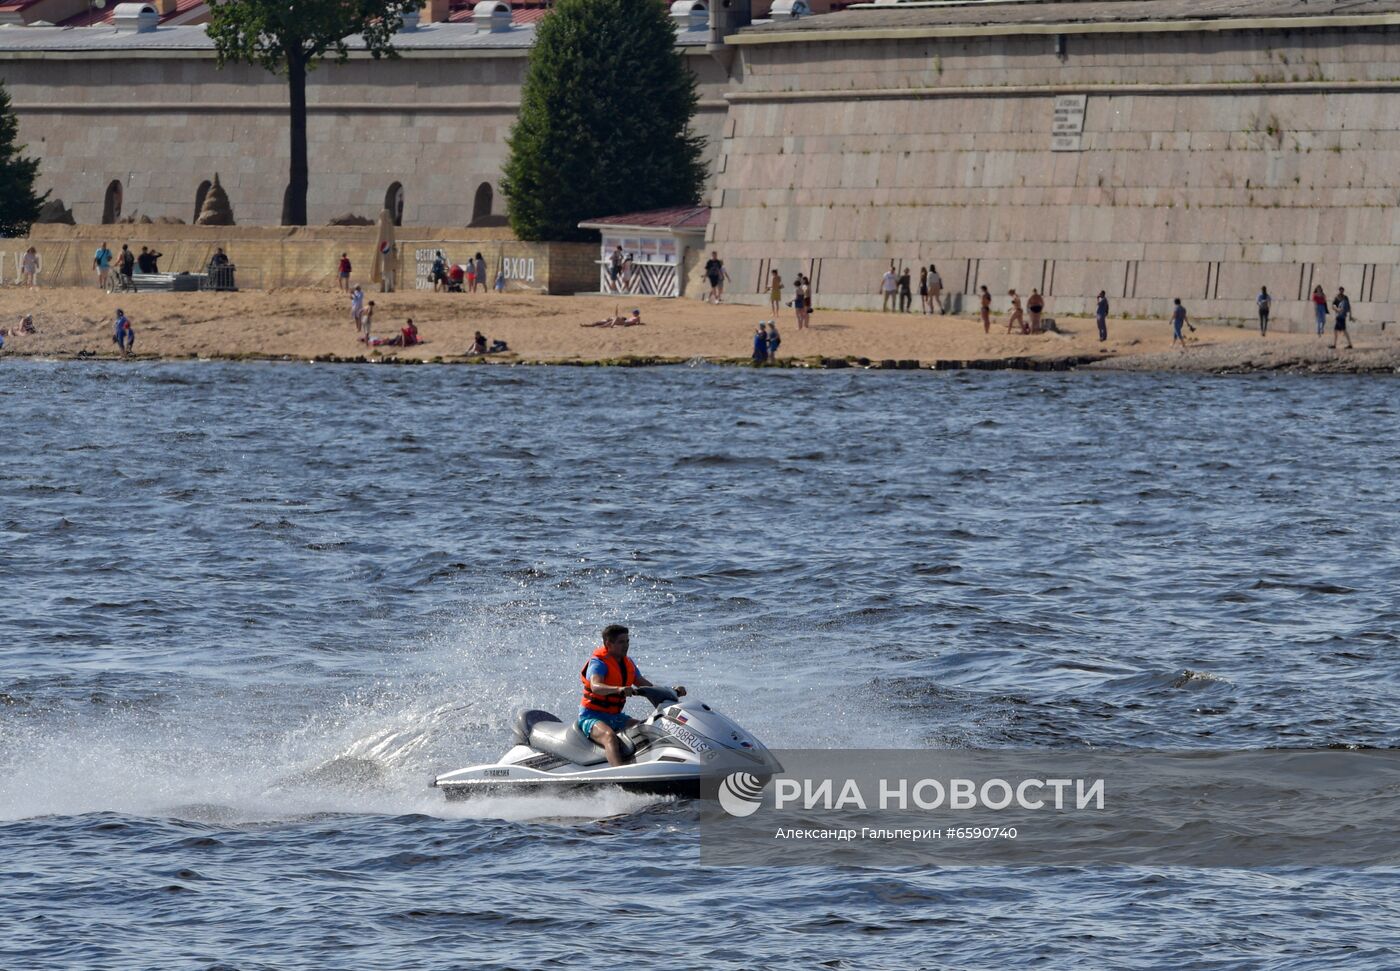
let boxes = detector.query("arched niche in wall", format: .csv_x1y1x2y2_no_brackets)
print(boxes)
471,183,494,226
102,180,124,225
194,180,212,225
385,182,405,226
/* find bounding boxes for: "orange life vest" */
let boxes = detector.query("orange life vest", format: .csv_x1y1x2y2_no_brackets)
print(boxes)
580,645,637,714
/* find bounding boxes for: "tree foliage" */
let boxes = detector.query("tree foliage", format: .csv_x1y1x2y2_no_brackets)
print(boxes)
207,0,419,225
0,80,46,237
503,0,707,241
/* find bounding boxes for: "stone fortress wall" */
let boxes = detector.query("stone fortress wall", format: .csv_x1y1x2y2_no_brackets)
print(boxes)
5,2,1400,325
1,32,731,229
712,9,1400,326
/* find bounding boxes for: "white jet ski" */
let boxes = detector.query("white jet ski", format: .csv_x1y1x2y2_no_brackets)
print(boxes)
433,687,781,800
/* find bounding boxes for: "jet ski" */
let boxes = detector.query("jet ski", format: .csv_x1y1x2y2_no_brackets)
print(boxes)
433,686,781,800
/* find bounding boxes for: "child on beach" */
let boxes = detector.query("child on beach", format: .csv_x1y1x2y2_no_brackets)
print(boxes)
766,320,781,362
21,247,40,289
112,309,134,357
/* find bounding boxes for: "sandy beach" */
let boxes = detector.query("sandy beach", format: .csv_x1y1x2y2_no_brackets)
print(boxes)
1,286,1396,372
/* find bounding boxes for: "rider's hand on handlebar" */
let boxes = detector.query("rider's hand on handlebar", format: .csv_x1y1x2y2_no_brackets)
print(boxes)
622,685,635,697
673,685,687,697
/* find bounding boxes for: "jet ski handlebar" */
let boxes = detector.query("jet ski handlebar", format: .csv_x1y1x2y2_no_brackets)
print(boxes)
632,685,682,706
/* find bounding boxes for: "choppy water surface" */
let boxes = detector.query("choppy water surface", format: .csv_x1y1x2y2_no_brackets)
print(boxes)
2,361,1398,970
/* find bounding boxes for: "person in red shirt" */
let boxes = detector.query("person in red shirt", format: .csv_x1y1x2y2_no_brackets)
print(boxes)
337,253,352,292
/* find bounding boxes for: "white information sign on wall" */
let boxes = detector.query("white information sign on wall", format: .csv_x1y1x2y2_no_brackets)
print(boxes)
1052,94,1087,152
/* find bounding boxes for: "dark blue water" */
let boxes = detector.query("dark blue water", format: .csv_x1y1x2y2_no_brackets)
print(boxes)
2,361,1398,969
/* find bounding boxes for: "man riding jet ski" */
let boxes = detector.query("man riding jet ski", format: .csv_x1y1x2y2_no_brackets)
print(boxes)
432,625,781,800
579,624,682,766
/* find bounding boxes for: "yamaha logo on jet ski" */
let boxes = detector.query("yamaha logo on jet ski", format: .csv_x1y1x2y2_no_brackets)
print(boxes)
432,686,781,801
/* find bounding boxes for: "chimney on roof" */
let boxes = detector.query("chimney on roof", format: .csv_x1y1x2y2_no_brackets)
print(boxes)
423,0,451,22
152,0,177,14
708,0,751,53
113,2,159,32
670,0,709,33
473,0,512,32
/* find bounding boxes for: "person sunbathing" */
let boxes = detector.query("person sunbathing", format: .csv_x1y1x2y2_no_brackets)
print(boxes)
369,319,421,347
581,308,644,328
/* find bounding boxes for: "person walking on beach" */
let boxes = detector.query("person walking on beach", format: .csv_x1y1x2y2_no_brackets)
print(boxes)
767,320,781,362
608,246,624,292
897,267,913,312
793,275,809,330
752,322,769,366
21,247,40,289
880,264,898,312
337,253,352,291
350,285,365,331
112,309,134,358
979,285,992,333
1005,290,1024,334
769,270,783,317
1171,298,1194,349
117,245,135,288
1095,290,1110,342
93,242,112,289
918,267,930,314
929,265,945,314
1311,285,1328,337
1331,287,1353,349
705,252,729,304
430,251,448,292
1027,289,1045,333
359,300,375,343
1257,286,1272,337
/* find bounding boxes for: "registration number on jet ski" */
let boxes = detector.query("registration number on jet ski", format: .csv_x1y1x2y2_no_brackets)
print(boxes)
662,721,712,754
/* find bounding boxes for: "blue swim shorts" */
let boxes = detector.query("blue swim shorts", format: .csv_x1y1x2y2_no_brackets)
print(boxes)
577,710,631,737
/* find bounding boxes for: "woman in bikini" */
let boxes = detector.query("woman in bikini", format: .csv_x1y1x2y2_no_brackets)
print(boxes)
979,286,992,334
1006,290,1024,334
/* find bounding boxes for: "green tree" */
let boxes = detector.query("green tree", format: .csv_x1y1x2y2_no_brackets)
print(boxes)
0,80,46,237
207,0,419,226
503,0,707,241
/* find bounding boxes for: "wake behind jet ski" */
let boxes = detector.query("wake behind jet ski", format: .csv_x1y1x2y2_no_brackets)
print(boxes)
432,624,780,800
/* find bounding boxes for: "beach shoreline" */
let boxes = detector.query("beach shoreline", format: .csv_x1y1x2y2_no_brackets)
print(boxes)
2,287,1396,373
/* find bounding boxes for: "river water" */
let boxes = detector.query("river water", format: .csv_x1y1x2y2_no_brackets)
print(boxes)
1,361,1398,969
